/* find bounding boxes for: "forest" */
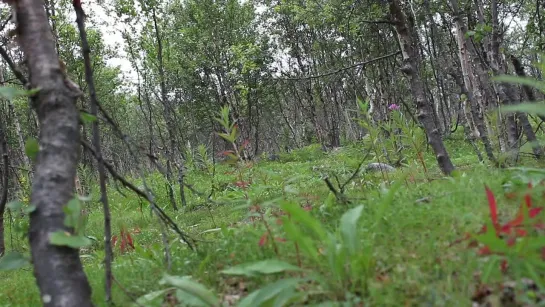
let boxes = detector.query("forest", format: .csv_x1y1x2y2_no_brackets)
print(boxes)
1,0,545,306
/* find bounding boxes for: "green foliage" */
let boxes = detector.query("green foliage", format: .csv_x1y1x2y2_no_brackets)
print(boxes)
221,259,301,277
0,252,30,271
0,86,39,101
49,197,92,249
24,138,39,161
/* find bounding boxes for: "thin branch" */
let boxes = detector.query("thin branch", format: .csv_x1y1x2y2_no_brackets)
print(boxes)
81,140,196,250
0,44,28,86
279,51,401,80
74,3,113,302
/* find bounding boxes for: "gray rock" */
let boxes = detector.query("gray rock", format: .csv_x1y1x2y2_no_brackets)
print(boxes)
268,153,280,161
365,162,395,173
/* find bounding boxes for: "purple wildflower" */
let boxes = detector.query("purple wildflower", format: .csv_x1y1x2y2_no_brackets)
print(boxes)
388,103,400,111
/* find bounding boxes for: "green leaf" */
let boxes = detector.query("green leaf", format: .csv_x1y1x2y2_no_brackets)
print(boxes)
23,205,36,214
473,221,509,254
49,231,92,249
6,201,24,211
160,275,220,307
217,132,235,143
238,278,303,307
499,103,545,117
221,259,301,277
0,252,30,271
340,205,364,255
465,30,476,38
280,202,327,239
134,288,174,306
80,112,97,124
492,75,545,93
0,86,39,101
25,138,39,161
63,198,81,229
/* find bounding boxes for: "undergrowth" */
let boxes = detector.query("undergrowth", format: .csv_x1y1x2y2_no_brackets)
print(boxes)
1,136,545,306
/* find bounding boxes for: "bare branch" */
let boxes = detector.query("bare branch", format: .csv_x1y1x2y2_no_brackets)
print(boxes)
278,51,400,80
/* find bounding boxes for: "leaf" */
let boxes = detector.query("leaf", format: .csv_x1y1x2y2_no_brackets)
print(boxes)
473,221,509,254
280,202,327,240
0,252,30,271
49,231,92,249
160,275,220,307
221,259,301,277
24,138,39,161
63,198,81,229
485,186,498,226
238,278,303,307
0,86,39,101
493,75,545,93
23,205,36,214
134,288,174,306
79,112,97,124
340,205,364,255
499,103,545,117
6,200,24,211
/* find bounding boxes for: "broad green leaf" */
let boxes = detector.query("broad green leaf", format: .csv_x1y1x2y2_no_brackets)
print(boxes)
0,86,39,101
0,252,30,271
221,259,301,277
280,202,327,239
340,205,364,255
63,198,81,229
25,138,39,161
499,103,545,117
160,275,220,307
6,201,24,211
134,288,174,306
238,278,302,307
23,205,36,214
282,219,320,262
49,231,92,249
493,75,545,93
80,112,97,124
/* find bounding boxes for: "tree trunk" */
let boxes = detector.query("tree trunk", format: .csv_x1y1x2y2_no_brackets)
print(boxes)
0,120,8,256
449,0,497,164
388,0,455,175
485,0,543,160
15,0,93,306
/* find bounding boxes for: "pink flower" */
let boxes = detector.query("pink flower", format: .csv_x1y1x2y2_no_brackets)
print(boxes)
388,104,400,111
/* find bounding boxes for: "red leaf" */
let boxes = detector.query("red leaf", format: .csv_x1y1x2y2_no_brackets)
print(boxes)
485,186,498,226
258,233,268,247
530,207,544,218
126,232,134,249
525,193,532,208
111,235,118,247
478,246,491,255
501,259,509,273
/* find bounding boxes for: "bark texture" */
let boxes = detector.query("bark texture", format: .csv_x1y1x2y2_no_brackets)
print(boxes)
388,0,455,175
14,0,93,306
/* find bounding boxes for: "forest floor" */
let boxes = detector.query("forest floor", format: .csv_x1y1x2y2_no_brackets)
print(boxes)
2,135,545,306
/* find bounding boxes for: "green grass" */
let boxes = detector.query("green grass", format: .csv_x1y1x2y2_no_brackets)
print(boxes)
1,137,544,306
